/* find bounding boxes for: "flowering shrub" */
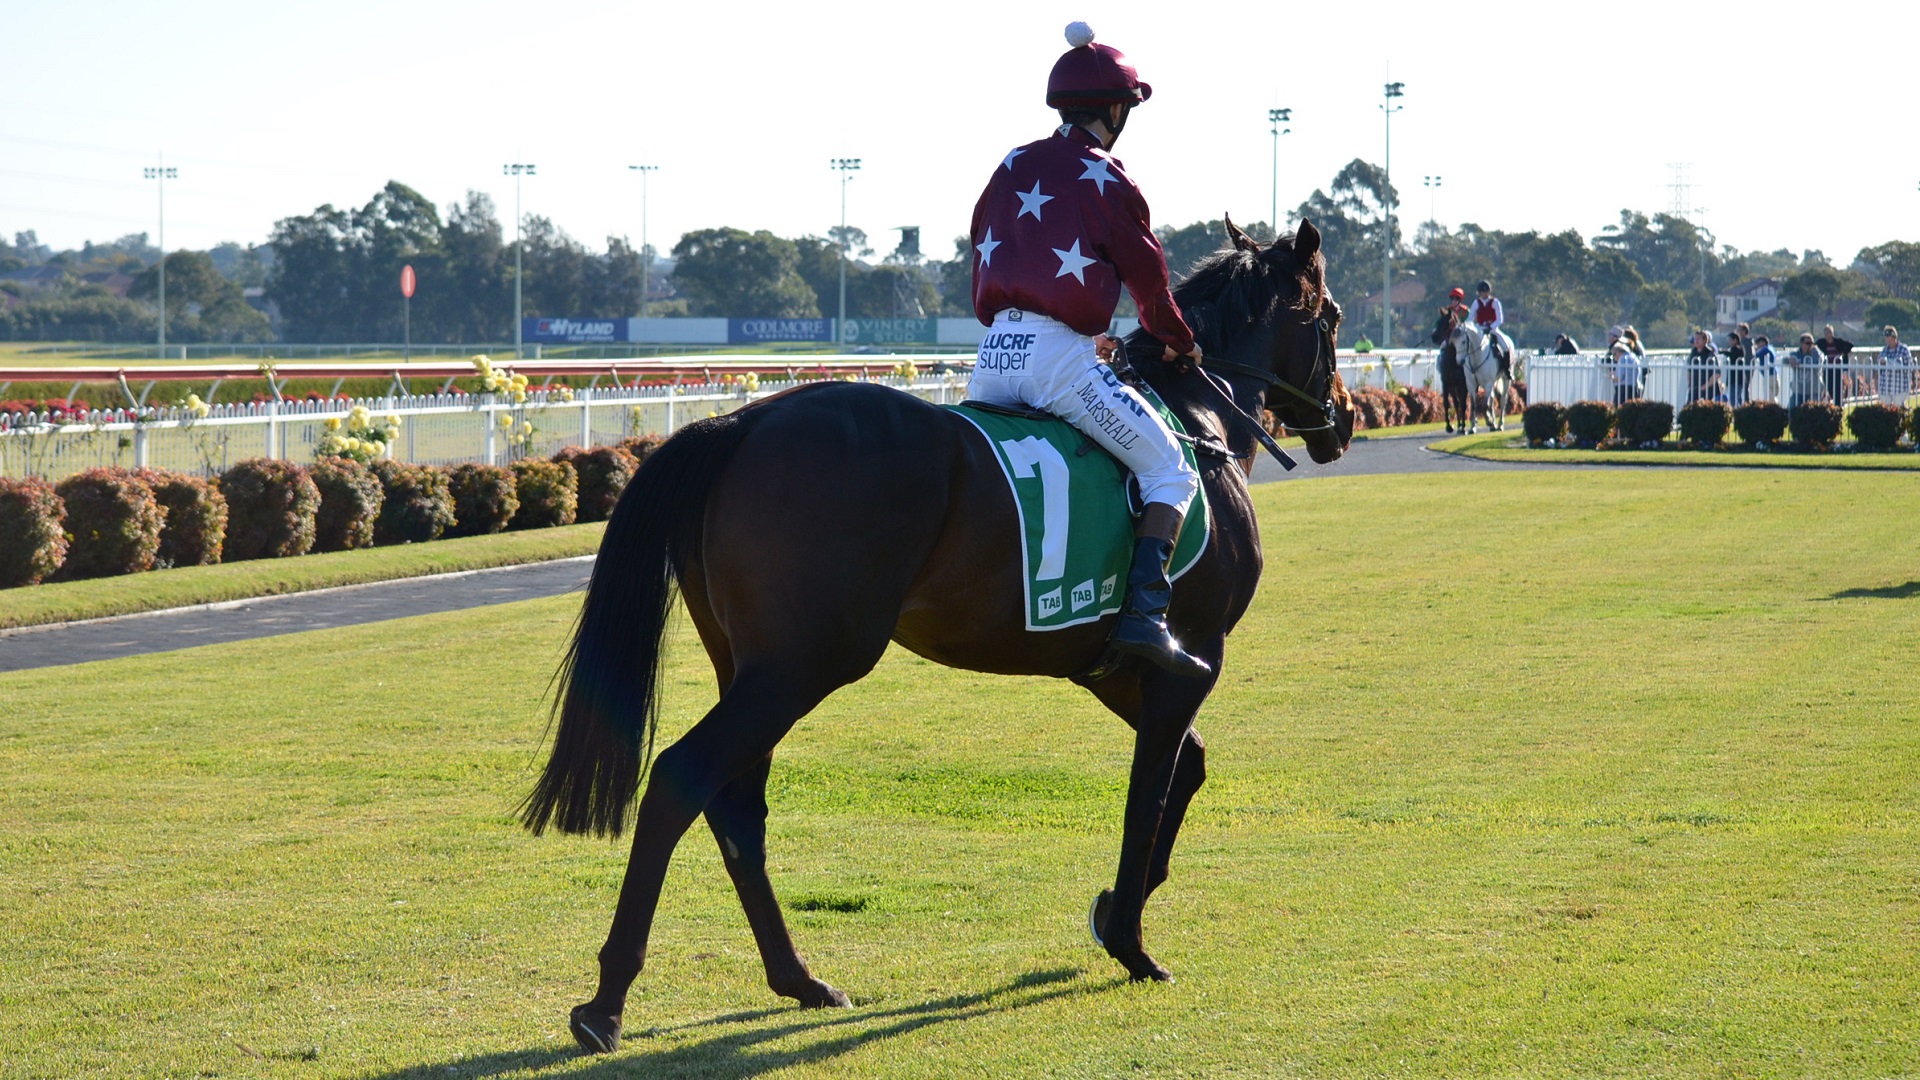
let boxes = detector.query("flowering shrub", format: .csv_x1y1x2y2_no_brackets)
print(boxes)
54,468,165,580
1789,403,1844,450
616,433,667,464
309,457,384,552
1,397,93,420
1677,401,1733,449
1846,403,1905,451
1565,401,1613,447
1732,401,1789,447
370,460,455,545
445,463,520,537
719,371,763,392
0,477,68,587
1521,403,1565,446
139,469,227,567
221,459,320,560
1614,400,1674,445
317,405,401,464
473,355,530,403
510,459,578,529
552,445,637,523
1348,386,1408,430
1396,386,1445,424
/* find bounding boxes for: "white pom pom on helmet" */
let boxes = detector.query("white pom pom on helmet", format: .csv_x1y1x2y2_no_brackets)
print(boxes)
1064,20,1095,48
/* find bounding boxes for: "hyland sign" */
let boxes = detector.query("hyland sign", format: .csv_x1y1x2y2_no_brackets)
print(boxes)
523,317,630,344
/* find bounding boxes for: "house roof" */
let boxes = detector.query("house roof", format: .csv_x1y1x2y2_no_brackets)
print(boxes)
1716,277,1779,299
0,265,66,288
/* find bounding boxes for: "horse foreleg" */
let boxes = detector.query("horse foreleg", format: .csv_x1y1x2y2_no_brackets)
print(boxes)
1102,657,1220,982
571,671,827,1054
704,754,848,1008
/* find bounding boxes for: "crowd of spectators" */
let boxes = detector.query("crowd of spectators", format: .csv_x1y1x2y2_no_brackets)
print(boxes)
1595,320,1913,408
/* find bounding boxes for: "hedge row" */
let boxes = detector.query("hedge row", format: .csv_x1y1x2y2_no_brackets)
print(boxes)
1524,399,1915,451
0,443,626,590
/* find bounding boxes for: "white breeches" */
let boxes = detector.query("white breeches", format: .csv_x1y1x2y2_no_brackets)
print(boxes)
967,310,1198,516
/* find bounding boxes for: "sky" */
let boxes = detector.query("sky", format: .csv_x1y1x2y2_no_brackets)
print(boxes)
5,0,1914,281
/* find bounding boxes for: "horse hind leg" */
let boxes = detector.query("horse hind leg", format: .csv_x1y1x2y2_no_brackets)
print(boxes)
569,664,859,1053
704,753,849,1008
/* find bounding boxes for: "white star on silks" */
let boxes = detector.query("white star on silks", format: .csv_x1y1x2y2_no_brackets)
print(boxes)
1001,147,1025,171
1015,181,1053,221
976,228,1001,267
1052,239,1097,284
1078,157,1118,195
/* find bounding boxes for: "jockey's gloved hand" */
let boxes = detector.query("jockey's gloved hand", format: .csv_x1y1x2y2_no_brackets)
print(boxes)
1162,343,1203,367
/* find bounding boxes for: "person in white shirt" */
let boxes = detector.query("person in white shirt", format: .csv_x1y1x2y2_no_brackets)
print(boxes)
1880,325,1913,405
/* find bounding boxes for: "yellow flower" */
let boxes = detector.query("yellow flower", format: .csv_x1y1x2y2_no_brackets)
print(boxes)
520,421,532,434
383,427,400,442
497,413,513,429
512,391,527,404
324,417,342,431
386,414,401,427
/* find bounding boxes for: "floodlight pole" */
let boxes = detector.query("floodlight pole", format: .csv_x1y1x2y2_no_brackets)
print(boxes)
1380,81,1405,348
143,158,178,359
1268,108,1291,236
831,158,861,344
1424,175,1443,227
628,165,658,318
504,163,537,358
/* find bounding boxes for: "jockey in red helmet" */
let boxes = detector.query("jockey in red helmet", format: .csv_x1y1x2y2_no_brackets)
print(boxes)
968,21,1209,678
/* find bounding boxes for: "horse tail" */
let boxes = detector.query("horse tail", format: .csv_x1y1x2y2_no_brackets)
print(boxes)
520,412,756,838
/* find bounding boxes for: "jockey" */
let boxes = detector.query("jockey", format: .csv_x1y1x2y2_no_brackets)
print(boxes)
1471,280,1513,376
1429,287,1470,367
968,20,1209,678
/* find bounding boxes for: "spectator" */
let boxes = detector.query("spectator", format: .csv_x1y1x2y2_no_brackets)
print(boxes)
1610,340,1641,404
1622,326,1646,360
1881,325,1913,406
1752,333,1778,401
1819,323,1854,403
1723,330,1751,406
1785,332,1824,407
1687,328,1720,402
1736,321,1753,361
1553,333,1580,354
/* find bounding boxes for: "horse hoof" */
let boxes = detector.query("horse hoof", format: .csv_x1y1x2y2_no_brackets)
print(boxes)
569,1003,622,1055
776,974,852,1009
1119,955,1174,983
1089,889,1114,947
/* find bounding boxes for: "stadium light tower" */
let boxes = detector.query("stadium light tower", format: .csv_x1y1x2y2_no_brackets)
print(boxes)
1424,175,1443,226
628,164,658,318
143,158,178,359
503,163,537,358
1380,81,1405,348
1268,108,1292,236
831,158,862,344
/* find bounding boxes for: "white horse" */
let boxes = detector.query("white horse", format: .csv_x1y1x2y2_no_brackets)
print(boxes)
1449,322,1512,433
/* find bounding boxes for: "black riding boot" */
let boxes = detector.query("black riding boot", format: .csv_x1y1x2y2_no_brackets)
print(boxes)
1109,535,1212,678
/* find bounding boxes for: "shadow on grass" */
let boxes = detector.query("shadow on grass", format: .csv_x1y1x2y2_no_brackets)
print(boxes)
1825,581,1920,600
359,966,1106,1079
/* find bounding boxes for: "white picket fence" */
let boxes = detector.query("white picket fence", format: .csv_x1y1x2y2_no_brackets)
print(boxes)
0,373,971,482
1526,351,1919,412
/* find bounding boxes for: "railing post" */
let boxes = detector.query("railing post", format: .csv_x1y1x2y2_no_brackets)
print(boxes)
581,393,592,447
484,399,497,466
266,399,279,460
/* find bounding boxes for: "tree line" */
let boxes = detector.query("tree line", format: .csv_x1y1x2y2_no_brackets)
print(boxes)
6,169,1916,347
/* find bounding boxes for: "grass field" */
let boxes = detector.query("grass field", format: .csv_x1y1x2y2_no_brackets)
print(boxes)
1436,430,1920,469
3,470,1918,1078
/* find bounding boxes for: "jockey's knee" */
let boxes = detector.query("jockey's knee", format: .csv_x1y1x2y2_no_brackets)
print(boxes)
1139,464,1197,521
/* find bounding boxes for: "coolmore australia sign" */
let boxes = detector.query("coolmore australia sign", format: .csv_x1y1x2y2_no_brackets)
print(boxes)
728,318,833,344
523,317,629,344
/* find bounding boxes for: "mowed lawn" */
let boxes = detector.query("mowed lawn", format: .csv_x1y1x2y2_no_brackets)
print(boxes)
2,469,1917,1079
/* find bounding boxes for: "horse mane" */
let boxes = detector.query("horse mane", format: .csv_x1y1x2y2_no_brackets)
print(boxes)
1126,231,1325,360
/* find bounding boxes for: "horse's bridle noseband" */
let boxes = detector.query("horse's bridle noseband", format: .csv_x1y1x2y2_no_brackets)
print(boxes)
1200,314,1339,435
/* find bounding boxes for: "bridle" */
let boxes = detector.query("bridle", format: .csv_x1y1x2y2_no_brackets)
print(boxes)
1199,311,1339,436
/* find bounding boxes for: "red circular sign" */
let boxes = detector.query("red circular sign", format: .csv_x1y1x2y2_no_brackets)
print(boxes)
400,264,416,298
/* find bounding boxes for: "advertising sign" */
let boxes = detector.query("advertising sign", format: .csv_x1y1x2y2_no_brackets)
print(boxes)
523,317,629,344
727,317,834,344
840,318,935,345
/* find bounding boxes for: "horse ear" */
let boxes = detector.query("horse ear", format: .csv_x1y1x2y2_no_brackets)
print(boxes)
1295,219,1322,259
1223,213,1261,253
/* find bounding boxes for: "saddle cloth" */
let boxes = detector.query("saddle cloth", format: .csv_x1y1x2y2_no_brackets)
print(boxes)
946,387,1208,632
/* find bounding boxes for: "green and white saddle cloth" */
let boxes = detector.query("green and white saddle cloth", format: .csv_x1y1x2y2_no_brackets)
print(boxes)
947,388,1208,632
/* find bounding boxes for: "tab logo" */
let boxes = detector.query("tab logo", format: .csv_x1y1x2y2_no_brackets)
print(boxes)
1070,579,1096,612
1100,574,1118,602
1037,586,1064,618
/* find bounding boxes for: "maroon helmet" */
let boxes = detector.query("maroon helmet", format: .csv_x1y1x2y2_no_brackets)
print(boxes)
1046,22,1152,109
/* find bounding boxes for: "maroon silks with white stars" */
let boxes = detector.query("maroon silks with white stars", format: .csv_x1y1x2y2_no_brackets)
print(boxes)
970,125,1194,354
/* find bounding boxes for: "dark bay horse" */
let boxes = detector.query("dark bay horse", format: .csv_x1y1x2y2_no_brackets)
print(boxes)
521,218,1353,1054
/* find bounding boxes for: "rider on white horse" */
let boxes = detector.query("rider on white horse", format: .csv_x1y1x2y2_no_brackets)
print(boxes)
1471,280,1514,380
